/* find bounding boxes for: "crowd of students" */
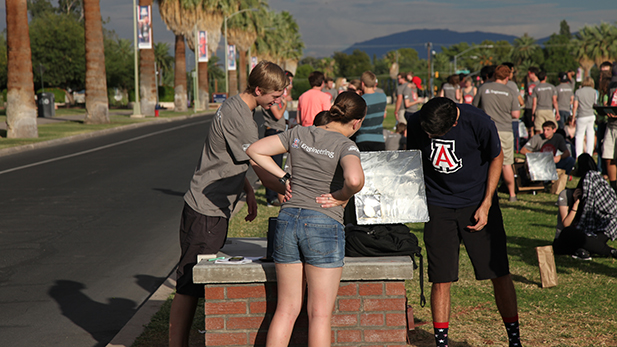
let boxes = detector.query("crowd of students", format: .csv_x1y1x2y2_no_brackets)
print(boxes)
168,58,617,347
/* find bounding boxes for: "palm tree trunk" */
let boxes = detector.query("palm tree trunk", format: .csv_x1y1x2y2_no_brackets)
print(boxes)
83,0,109,124
238,48,247,93
174,34,187,112
139,0,156,116
229,70,238,97
5,0,37,138
198,62,209,109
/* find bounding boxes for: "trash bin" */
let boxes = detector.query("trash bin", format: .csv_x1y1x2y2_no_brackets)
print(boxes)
37,92,55,118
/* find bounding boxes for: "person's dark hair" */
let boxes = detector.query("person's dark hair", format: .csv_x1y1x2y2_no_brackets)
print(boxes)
600,61,613,70
574,153,597,178
313,111,330,126
480,65,496,82
285,70,294,78
325,77,334,83
419,97,458,136
348,79,362,91
447,74,460,86
323,91,367,125
537,70,547,81
528,66,540,75
502,62,515,69
395,123,407,134
542,120,557,129
308,71,325,88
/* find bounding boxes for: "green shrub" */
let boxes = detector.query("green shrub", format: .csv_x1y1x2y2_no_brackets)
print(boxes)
158,85,174,102
35,88,66,104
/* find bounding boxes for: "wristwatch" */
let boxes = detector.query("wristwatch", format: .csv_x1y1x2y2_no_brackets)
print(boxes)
279,173,291,185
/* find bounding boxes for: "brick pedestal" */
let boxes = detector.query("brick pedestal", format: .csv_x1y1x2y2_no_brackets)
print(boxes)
194,240,413,347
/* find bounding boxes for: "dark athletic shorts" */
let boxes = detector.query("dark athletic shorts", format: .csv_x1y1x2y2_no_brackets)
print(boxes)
176,203,228,297
424,194,510,283
522,108,534,129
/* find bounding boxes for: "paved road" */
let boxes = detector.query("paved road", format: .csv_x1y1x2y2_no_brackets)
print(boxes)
0,114,219,346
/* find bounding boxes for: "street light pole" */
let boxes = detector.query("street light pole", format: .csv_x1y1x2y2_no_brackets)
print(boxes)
224,8,258,96
453,45,493,74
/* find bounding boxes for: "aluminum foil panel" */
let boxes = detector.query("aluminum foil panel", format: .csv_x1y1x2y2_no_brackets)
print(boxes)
526,152,558,181
355,150,429,225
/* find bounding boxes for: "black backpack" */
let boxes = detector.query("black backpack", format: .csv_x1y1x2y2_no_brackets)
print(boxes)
345,223,425,307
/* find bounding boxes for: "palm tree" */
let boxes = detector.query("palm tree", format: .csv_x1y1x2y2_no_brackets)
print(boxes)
253,10,303,74
83,0,109,124
227,0,268,95
173,34,187,111
139,0,157,116
588,23,617,68
154,42,173,86
511,34,539,66
574,26,599,78
5,0,37,138
158,0,233,109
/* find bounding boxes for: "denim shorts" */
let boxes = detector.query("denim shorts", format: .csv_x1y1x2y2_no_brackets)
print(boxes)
273,208,345,268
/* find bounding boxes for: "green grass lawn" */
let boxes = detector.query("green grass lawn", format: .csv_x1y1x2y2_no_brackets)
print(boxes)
133,177,617,347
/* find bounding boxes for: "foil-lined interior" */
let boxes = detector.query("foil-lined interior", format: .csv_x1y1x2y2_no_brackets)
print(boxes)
526,152,558,181
355,150,429,225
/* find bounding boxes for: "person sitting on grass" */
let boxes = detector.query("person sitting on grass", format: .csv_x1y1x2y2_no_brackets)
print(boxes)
520,120,575,175
553,153,617,260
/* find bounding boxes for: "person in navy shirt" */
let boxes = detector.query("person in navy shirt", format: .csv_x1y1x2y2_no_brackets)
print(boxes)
407,98,523,347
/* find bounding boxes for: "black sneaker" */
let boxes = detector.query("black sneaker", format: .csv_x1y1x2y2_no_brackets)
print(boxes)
610,248,617,259
572,248,592,261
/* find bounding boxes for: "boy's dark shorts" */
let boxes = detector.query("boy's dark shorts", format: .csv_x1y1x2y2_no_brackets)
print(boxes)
424,195,510,283
176,203,228,297
522,108,534,129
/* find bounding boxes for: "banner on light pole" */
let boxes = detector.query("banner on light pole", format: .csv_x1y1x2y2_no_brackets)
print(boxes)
228,45,236,71
198,31,208,62
137,5,152,49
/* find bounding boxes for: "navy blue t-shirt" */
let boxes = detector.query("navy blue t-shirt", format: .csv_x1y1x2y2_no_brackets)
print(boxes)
407,103,502,208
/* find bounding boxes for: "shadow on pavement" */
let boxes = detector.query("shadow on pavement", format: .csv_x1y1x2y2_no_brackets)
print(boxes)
48,280,137,347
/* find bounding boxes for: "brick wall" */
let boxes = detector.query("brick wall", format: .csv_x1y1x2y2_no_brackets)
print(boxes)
203,281,408,347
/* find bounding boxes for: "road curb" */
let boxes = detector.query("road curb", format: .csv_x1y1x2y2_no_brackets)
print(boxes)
0,112,214,158
106,276,177,347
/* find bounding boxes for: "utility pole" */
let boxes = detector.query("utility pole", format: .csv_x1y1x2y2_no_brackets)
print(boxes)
426,42,432,99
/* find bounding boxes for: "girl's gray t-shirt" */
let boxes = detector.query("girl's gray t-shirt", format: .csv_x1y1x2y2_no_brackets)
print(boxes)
574,87,598,119
277,126,361,224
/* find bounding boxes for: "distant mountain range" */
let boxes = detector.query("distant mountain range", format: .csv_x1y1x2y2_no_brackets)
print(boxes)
342,29,550,59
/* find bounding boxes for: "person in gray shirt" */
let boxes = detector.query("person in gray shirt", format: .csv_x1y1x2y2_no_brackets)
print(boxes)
473,65,520,201
572,76,598,157
532,70,559,133
247,91,366,347
556,73,574,129
170,61,288,347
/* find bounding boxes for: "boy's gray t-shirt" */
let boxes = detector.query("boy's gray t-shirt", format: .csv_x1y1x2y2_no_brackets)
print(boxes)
556,83,574,111
574,87,598,119
473,82,519,132
277,126,361,224
184,94,258,218
532,82,557,110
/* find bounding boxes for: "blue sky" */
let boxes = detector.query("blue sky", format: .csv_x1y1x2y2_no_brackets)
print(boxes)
1,0,616,60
